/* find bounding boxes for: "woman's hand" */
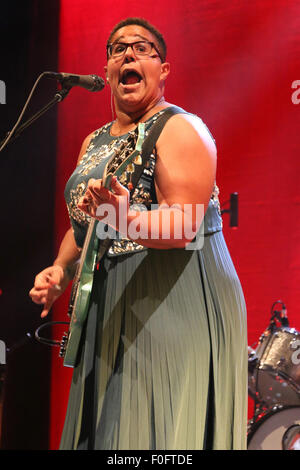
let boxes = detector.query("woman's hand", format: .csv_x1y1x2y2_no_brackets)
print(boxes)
78,176,130,231
29,265,68,318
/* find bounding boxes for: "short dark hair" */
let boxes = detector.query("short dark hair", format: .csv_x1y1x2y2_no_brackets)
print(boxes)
106,17,167,62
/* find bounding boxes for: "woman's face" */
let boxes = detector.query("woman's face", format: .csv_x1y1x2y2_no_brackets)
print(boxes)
105,25,170,114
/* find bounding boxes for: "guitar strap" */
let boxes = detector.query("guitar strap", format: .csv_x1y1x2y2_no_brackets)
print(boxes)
97,105,187,262
129,105,187,197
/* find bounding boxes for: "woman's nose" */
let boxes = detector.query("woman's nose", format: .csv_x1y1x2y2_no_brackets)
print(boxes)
123,45,136,62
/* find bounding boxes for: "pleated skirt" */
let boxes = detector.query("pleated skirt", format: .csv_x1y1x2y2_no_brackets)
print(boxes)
59,230,248,450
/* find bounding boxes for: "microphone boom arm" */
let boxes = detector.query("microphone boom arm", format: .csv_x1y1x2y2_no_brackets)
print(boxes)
0,87,70,151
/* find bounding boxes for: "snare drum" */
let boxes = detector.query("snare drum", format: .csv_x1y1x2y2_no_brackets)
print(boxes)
248,406,300,450
251,327,300,407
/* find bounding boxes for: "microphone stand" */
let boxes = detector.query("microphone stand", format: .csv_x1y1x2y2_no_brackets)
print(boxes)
0,81,70,447
0,86,71,151
221,192,238,227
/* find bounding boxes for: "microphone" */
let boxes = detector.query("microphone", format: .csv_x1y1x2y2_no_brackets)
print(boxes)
44,72,105,92
229,192,238,227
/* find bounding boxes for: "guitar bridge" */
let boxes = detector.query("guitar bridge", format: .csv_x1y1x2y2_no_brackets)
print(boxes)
59,332,69,358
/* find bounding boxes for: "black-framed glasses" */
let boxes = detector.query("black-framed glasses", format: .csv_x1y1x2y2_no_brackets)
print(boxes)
107,41,163,62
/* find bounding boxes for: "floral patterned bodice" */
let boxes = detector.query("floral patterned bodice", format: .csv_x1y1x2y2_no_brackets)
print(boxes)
64,108,222,256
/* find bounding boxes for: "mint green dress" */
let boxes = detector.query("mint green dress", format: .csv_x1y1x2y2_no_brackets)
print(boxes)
60,108,248,450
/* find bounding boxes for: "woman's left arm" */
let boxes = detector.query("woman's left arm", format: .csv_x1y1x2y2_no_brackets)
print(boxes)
151,113,217,246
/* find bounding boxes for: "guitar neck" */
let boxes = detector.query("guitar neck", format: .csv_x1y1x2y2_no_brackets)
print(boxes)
62,122,147,367
76,218,97,278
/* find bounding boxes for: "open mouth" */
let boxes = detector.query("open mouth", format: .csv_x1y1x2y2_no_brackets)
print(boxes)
120,70,143,86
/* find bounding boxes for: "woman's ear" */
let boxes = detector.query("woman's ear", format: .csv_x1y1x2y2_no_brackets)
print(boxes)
160,62,170,81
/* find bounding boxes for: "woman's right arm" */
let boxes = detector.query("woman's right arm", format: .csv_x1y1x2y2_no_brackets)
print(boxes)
29,227,81,318
29,130,95,318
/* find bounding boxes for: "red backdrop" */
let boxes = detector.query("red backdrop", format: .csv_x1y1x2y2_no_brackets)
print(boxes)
50,0,300,450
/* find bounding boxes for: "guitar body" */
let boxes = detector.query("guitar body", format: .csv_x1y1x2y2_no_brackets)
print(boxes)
62,221,98,367
60,123,145,367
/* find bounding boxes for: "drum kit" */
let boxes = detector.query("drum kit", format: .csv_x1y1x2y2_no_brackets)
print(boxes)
247,301,300,450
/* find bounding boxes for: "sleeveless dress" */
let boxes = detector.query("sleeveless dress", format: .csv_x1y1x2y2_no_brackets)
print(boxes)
60,108,248,450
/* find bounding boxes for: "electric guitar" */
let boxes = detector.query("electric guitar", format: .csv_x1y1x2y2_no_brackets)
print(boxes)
60,122,145,367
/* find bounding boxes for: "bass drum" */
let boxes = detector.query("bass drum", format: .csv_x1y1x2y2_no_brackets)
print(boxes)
248,406,300,450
